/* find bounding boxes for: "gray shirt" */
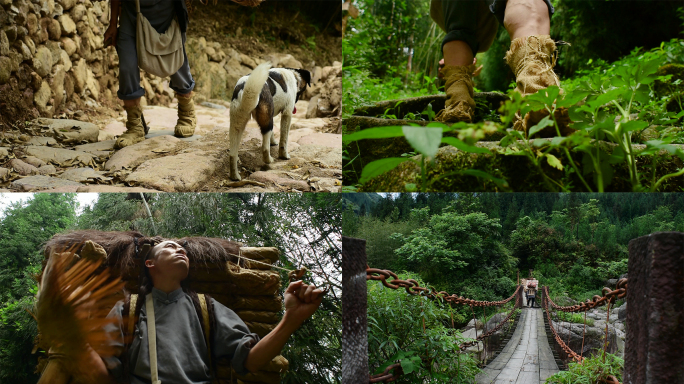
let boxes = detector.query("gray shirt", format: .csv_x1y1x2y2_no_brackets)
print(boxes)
119,0,179,37
104,287,260,383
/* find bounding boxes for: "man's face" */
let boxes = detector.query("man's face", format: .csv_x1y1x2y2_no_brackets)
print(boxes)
146,240,190,280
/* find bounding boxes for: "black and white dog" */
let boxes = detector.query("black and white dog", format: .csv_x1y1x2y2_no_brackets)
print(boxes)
229,63,311,181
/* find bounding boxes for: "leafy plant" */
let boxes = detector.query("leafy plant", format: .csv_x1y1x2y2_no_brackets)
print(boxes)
367,274,481,383
545,352,624,384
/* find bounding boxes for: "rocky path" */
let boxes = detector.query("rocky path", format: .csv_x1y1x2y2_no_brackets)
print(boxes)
476,308,559,384
0,99,341,192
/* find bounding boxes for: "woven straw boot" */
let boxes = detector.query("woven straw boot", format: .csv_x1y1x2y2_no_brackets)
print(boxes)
505,35,572,136
175,92,197,138
435,64,477,123
114,105,146,149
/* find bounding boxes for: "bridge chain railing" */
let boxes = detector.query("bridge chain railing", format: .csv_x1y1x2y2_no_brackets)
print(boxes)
366,266,522,383
543,279,627,384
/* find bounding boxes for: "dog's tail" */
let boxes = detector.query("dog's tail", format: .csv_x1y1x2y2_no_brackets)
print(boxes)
232,62,271,118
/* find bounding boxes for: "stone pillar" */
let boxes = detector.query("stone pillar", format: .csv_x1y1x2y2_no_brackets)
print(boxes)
342,236,368,384
625,232,684,384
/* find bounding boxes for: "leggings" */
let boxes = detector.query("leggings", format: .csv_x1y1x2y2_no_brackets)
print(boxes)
116,32,195,100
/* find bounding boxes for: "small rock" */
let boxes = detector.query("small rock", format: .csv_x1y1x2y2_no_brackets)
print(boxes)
0,147,8,158
37,164,56,175
58,14,76,35
240,54,256,69
34,80,51,113
0,57,11,85
32,45,52,77
0,30,9,56
11,175,81,191
28,136,58,146
76,185,160,192
74,140,115,157
58,0,77,11
23,156,47,167
0,168,9,181
248,171,311,192
46,18,61,40
60,167,111,183
25,145,95,165
36,118,99,144
10,158,39,175
200,101,226,110
60,36,76,55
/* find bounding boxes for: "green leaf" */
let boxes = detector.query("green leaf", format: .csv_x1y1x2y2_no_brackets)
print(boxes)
343,126,405,143
403,126,442,158
620,120,649,133
528,115,554,137
546,154,563,170
441,137,490,154
400,355,422,375
359,157,408,184
556,90,591,108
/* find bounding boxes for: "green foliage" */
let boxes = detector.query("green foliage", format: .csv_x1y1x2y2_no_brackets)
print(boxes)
346,35,684,191
0,194,77,383
550,0,683,75
555,311,595,327
545,352,624,384
367,274,480,383
0,296,39,384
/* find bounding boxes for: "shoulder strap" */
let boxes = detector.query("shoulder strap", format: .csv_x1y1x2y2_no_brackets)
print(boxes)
128,294,138,340
198,294,212,369
146,294,162,384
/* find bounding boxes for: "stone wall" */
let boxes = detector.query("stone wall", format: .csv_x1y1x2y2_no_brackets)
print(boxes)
0,0,341,123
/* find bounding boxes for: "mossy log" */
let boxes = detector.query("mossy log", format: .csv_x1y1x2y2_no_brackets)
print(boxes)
359,141,684,192
351,93,509,121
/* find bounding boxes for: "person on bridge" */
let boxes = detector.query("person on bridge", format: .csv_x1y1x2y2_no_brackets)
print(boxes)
526,278,538,308
430,0,571,136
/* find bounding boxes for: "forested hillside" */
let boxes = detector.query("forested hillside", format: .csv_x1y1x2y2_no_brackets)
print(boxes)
344,192,684,301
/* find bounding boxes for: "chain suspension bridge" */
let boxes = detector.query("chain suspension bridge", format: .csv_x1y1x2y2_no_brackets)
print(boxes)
342,232,684,384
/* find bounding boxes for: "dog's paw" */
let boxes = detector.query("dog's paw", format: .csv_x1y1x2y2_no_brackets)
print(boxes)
279,150,290,160
263,154,274,164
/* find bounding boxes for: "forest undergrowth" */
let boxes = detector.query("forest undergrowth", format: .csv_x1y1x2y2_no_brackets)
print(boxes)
343,38,684,192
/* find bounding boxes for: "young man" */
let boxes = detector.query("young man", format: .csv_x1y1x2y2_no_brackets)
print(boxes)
431,0,571,136
104,0,197,149
81,240,325,383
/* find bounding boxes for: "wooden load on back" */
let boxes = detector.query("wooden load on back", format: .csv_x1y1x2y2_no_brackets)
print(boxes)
38,230,288,384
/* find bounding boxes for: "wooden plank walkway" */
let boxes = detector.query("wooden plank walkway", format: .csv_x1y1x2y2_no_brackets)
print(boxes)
476,308,559,384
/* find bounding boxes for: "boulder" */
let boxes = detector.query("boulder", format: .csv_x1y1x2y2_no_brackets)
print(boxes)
72,58,86,93
25,146,95,165
49,64,66,109
0,30,9,56
11,175,81,191
57,0,77,11
58,14,76,36
33,80,51,114
0,57,11,85
32,45,52,77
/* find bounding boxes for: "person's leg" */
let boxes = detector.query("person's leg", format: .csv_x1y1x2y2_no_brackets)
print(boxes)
497,0,572,136
115,32,146,149
431,0,479,123
503,0,550,40
169,33,197,138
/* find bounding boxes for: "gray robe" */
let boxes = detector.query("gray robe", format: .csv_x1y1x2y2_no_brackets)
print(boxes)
104,288,260,384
